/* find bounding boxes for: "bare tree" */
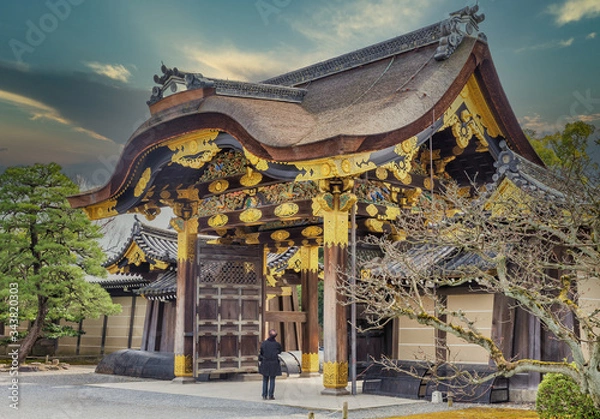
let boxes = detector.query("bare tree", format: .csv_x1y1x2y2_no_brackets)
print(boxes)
347,168,600,407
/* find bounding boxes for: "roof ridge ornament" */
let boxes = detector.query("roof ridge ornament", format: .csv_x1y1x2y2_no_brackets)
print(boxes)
434,4,485,61
147,64,306,105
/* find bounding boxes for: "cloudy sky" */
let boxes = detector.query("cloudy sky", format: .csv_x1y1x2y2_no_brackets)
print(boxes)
0,0,599,185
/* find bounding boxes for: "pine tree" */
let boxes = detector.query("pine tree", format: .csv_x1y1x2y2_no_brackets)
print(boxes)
0,163,119,363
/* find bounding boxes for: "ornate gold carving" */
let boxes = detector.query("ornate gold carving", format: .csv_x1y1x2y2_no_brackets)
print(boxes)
176,188,200,202
174,354,193,377
271,230,290,242
208,179,229,194
274,202,299,218
83,199,118,220
177,218,198,262
168,130,220,169
423,177,434,190
322,361,349,389
301,226,322,238
243,149,270,171
129,203,162,221
441,75,502,152
239,208,262,223
302,353,320,373
397,136,418,155
134,167,151,197
366,204,379,217
240,167,263,187
384,206,401,220
173,200,198,221
375,167,388,180
208,214,228,228
365,218,384,233
400,173,412,185
404,188,422,206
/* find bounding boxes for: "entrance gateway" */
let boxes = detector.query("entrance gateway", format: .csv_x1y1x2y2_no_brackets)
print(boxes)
67,4,563,396
195,244,263,375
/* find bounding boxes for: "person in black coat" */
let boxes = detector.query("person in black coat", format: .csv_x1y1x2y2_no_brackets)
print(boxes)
259,329,282,400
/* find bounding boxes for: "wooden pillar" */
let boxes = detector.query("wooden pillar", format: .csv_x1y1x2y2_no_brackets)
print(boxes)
314,179,356,395
173,216,198,383
301,245,320,376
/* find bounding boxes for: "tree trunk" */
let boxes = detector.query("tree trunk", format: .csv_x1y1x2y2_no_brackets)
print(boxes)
586,366,600,409
17,295,48,364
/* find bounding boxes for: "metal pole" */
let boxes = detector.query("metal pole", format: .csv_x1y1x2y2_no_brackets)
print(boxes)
350,202,357,395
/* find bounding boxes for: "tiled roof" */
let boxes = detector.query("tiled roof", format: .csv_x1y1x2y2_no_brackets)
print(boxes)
365,244,494,278
136,269,177,300
104,217,178,268
86,273,150,289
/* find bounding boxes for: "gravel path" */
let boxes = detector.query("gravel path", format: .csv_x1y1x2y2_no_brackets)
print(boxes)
0,367,534,419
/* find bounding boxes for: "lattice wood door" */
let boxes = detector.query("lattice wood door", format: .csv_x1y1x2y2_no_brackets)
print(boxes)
195,245,263,375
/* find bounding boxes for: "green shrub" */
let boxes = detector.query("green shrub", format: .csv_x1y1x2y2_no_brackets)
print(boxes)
536,373,599,419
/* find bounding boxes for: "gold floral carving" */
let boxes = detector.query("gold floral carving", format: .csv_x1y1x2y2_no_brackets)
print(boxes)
274,202,299,218
441,75,502,151
83,199,118,220
365,218,384,233
271,230,290,242
366,204,379,217
208,179,229,194
302,353,320,373
208,214,228,228
298,245,319,273
243,149,270,171
375,167,388,180
322,361,349,388
239,208,262,223
301,226,323,238
134,167,151,197
384,206,401,220
168,130,221,169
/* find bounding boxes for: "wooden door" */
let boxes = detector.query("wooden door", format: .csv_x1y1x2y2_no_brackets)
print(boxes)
195,245,263,375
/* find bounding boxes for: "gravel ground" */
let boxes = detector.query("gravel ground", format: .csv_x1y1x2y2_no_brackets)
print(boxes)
0,367,535,419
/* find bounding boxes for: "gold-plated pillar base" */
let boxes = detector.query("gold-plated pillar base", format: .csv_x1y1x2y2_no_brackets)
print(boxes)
322,361,349,390
301,352,320,375
174,354,193,378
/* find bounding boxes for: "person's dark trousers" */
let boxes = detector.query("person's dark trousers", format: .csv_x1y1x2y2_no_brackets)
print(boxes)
262,375,276,399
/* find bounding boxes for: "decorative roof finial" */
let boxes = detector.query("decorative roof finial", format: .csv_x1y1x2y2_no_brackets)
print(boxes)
435,4,486,61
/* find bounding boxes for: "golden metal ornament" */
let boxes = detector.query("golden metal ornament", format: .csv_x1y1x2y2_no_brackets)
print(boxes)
301,226,323,238
365,218,384,233
208,179,229,194
208,214,228,228
302,353,320,373
168,130,221,169
384,206,401,220
423,177,434,190
240,167,263,187
375,167,388,180
134,167,152,197
274,202,299,218
243,149,270,171
366,204,379,217
83,199,118,220
239,208,262,223
270,230,290,242
174,354,193,377
322,361,349,388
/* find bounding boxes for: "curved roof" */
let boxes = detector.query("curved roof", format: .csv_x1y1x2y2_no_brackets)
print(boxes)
68,5,542,211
